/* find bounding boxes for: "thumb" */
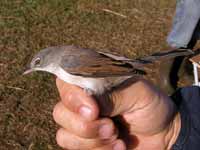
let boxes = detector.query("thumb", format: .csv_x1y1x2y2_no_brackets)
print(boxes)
95,78,159,117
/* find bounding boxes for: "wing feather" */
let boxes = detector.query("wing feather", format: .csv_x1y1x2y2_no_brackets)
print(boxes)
60,47,192,78
60,47,144,77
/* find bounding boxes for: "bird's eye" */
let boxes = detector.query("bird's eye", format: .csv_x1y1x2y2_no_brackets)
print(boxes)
34,57,41,66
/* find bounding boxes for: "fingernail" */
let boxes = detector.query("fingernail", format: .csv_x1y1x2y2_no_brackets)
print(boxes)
79,106,92,119
113,141,125,150
99,124,113,139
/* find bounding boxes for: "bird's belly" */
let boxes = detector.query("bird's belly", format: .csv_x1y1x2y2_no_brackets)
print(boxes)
55,67,110,94
55,67,131,95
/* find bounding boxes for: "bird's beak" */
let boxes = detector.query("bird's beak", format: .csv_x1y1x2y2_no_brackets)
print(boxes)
23,68,34,75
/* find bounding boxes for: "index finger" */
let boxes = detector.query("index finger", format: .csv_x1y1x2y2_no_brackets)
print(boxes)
56,78,99,121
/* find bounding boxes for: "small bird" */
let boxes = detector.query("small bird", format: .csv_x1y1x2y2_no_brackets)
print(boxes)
24,45,193,95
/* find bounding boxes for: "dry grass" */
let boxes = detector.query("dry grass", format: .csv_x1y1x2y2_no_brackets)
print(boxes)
0,0,176,149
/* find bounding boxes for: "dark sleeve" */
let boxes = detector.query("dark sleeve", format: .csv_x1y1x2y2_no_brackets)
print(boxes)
171,86,200,150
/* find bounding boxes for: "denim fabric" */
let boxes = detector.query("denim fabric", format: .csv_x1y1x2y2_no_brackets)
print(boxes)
167,0,200,48
171,86,200,150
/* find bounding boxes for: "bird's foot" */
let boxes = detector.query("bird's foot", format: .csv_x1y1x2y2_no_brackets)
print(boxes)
83,88,93,96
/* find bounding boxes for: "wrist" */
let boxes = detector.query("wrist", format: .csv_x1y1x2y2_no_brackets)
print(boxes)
165,111,181,149
128,109,181,150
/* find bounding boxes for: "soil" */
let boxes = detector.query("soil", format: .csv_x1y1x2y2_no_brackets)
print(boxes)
0,0,195,149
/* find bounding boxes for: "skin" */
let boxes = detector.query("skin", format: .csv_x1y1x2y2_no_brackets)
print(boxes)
53,78,181,150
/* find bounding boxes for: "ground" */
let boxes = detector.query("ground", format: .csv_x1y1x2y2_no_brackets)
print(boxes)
0,0,177,149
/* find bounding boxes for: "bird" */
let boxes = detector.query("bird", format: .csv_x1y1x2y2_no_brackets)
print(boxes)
23,45,193,95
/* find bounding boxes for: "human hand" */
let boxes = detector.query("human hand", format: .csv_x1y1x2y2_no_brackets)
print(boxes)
53,78,180,150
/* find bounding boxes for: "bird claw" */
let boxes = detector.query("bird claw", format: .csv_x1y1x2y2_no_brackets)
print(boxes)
83,88,93,96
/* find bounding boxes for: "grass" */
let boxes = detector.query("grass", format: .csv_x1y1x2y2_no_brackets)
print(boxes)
0,0,176,149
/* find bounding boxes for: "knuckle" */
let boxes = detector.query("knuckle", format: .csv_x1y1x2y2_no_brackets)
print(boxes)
62,87,76,103
56,128,84,149
79,121,91,135
53,102,63,122
64,89,73,102
56,78,63,89
56,128,67,148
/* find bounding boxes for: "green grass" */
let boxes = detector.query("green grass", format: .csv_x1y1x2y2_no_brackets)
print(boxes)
0,0,175,149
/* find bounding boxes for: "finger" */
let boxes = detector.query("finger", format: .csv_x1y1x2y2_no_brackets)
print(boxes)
56,77,99,121
56,78,65,92
56,128,117,150
53,102,116,139
94,139,126,150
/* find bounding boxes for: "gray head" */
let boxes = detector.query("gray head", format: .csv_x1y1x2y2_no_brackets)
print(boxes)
23,46,68,75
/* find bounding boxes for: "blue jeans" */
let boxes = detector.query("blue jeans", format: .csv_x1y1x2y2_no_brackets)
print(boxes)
171,86,200,150
167,0,200,48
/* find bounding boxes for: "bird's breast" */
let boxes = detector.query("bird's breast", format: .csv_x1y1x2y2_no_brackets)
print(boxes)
55,67,131,95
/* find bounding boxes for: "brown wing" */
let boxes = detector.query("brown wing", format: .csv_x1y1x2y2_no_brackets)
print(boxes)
60,47,145,77
60,47,192,77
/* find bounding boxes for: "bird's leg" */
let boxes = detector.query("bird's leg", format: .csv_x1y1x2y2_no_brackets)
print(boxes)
83,88,93,96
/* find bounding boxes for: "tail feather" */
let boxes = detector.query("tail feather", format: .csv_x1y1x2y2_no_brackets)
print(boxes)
139,49,194,62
